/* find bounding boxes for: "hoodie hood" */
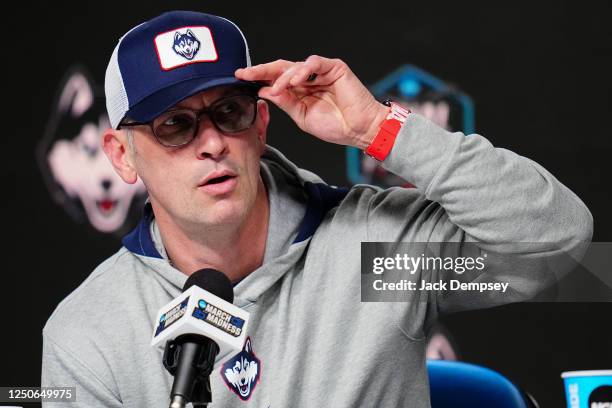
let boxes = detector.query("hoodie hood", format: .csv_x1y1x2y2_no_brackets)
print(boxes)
121,144,349,307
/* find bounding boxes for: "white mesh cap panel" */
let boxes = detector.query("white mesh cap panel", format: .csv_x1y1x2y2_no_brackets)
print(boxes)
105,42,129,129
219,16,252,67
105,22,144,128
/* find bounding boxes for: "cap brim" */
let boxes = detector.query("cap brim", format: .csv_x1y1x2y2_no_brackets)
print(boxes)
123,76,262,127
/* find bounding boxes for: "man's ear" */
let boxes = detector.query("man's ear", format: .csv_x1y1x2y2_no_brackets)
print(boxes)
102,128,138,184
255,100,270,155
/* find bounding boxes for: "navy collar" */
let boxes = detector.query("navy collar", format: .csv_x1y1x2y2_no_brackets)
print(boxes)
122,203,162,258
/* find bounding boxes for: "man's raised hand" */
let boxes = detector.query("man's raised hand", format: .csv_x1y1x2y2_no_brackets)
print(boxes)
235,55,389,149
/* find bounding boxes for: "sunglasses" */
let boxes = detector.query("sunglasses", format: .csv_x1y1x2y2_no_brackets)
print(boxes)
118,94,259,147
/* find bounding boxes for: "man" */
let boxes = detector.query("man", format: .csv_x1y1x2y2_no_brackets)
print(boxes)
42,10,592,407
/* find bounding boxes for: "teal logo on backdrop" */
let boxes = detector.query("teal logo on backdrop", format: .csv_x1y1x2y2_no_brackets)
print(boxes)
346,65,474,187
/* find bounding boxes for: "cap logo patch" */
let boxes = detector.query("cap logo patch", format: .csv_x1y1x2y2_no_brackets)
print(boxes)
173,29,200,60
154,26,218,71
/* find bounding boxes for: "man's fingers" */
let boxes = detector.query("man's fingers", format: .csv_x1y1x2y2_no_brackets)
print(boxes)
289,64,316,86
270,64,302,95
236,56,343,94
235,59,293,82
244,55,350,130
258,86,303,123
287,55,343,88
269,56,341,95
303,55,340,79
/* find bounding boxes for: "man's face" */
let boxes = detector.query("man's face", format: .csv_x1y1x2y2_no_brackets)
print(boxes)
127,85,269,231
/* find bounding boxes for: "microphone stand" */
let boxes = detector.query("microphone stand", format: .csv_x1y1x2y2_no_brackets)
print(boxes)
164,334,220,408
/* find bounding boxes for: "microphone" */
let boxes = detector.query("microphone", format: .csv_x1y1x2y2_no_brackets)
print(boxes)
151,269,250,408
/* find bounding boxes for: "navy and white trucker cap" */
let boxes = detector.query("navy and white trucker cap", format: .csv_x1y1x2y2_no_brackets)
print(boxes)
105,11,257,129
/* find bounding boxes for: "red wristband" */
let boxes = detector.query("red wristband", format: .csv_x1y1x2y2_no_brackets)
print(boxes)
365,101,410,161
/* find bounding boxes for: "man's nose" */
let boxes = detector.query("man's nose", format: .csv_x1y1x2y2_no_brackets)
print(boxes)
192,118,228,159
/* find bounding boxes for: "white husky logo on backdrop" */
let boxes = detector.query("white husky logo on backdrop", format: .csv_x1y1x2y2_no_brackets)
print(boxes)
222,337,261,400
37,67,146,234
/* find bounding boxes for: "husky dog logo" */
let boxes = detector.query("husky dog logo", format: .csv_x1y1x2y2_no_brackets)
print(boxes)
173,29,201,60
37,66,147,234
222,337,261,401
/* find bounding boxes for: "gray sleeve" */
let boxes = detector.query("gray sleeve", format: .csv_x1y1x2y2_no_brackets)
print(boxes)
42,332,123,408
364,113,593,325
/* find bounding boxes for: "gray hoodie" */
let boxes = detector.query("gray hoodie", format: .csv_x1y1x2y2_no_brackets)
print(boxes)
42,113,593,407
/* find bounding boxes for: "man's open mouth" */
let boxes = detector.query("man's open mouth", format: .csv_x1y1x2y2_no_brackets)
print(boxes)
203,175,235,185
198,173,238,195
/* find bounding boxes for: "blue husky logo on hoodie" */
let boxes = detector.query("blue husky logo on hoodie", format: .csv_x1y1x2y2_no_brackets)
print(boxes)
172,29,201,60
221,337,261,401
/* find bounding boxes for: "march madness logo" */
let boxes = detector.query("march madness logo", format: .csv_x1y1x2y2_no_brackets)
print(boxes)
37,66,147,234
154,297,190,337
221,337,261,401
192,299,244,337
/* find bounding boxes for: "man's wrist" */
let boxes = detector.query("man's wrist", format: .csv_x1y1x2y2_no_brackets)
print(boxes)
356,102,391,150
364,100,411,161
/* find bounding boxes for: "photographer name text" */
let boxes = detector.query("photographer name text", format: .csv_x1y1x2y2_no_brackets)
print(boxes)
372,279,509,293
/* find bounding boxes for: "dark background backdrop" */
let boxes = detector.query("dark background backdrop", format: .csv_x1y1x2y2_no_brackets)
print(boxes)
4,1,612,406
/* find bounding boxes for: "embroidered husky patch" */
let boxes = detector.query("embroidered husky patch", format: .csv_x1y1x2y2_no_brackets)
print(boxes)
154,26,218,70
172,29,201,60
221,337,261,401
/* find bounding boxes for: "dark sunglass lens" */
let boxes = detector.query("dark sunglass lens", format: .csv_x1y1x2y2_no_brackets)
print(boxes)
212,96,256,132
153,111,196,146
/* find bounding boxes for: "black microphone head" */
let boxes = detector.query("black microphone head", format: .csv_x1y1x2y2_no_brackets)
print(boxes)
183,268,234,303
